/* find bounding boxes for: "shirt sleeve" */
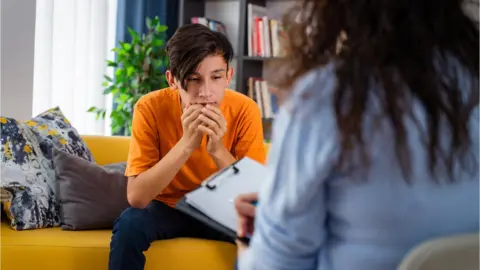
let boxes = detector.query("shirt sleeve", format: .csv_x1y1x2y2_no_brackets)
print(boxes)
238,67,338,270
233,101,266,164
125,100,160,177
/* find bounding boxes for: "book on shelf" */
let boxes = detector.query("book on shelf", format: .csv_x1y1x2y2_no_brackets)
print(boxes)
247,4,288,58
191,17,228,36
247,77,278,119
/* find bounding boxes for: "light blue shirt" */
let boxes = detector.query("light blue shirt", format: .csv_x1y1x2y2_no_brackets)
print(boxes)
238,62,479,270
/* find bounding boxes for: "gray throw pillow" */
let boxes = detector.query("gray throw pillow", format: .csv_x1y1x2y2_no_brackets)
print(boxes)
53,148,129,230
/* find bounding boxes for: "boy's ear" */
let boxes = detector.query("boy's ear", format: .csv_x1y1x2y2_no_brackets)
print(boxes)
165,70,177,89
226,67,234,85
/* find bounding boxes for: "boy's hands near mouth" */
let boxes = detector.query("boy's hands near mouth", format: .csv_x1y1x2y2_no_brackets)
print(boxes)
197,104,226,153
179,104,204,154
197,104,236,168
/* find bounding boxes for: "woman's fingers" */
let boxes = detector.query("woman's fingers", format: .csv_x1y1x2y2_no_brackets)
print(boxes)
236,192,258,204
235,197,256,218
235,193,258,237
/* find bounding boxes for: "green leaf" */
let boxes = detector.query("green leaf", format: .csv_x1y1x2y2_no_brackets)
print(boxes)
154,59,163,68
119,93,130,102
153,39,164,47
146,17,152,29
146,47,153,56
106,60,118,67
122,43,132,51
120,110,131,121
103,85,117,95
104,75,113,82
118,86,128,94
101,81,109,87
128,27,140,40
115,68,124,77
127,66,136,77
91,108,106,119
156,25,168,33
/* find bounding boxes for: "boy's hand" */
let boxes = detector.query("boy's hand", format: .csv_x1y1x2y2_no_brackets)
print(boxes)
179,104,204,154
197,105,227,155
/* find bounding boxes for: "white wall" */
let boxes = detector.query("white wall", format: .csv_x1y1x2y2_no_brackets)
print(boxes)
1,0,37,120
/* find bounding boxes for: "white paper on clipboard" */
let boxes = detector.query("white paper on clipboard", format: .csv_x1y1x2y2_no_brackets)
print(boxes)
185,157,267,231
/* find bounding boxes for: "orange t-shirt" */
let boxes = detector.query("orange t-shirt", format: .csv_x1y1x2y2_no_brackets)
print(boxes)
125,87,266,207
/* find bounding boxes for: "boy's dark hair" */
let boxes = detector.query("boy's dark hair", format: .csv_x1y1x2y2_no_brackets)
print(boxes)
165,24,234,90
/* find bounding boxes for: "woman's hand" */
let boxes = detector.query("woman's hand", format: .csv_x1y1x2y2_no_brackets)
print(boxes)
235,192,258,238
235,239,249,258
235,192,258,258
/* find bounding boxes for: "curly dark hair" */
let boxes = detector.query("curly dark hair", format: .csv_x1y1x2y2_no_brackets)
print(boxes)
276,0,479,181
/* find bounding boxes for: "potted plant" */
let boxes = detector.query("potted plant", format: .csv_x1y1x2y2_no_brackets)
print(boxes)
88,16,169,135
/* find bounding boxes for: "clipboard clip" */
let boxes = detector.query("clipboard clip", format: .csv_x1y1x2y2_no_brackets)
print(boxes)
203,160,241,190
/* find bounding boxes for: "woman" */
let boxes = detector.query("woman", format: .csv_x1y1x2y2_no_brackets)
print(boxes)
235,0,479,269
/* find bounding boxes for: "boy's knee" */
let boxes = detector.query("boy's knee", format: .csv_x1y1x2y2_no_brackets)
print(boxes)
112,207,149,242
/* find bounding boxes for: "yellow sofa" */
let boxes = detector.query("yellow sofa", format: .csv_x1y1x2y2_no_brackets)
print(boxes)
1,135,238,270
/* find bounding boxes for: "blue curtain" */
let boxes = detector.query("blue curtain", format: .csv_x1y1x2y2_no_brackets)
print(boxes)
116,0,178,44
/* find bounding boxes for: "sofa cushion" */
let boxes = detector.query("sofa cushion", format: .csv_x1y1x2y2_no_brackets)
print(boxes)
0,116,59,230
1,107,94,230
0,221,237,270
53,149,129,230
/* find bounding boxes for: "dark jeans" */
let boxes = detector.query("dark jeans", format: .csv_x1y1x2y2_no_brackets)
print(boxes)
108,200,232,270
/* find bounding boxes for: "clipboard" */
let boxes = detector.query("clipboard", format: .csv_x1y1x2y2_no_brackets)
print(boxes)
176,196,237,240
175,157,267,243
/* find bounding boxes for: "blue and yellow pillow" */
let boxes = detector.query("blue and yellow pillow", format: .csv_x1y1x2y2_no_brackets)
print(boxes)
0,107,94,230
27,107,94,163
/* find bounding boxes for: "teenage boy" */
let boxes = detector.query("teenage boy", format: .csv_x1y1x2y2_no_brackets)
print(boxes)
108,24,266,270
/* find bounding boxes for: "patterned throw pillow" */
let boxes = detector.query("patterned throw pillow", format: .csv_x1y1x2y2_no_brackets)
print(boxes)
0,107,94,230
0,117,58,230
27,107,94,163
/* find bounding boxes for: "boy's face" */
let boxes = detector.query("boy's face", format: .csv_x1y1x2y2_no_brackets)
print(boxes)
167,55,233,108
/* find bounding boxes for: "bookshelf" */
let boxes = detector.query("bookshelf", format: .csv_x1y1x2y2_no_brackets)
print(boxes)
178,0,292,140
